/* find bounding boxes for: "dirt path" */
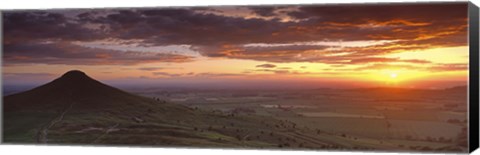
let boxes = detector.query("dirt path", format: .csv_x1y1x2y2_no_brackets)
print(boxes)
37,103,75,143
287,131,331,146
92,123,120,143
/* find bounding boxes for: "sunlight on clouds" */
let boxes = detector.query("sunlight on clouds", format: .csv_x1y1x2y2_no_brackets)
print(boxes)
2,4,469,88
244,40,398,48
385,46,468,64
74,40,201,57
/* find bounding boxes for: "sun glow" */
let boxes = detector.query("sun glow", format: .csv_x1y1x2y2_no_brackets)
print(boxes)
362,70,417,85
390,73,398,78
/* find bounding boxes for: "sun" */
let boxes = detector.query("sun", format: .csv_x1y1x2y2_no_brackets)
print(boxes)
390,73,398,78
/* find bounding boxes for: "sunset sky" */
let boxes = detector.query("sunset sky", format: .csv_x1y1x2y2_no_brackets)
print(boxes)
2,2,470,89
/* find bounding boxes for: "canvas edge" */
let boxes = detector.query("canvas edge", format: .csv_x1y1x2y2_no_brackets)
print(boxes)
469,1,480,153
0,10,4,144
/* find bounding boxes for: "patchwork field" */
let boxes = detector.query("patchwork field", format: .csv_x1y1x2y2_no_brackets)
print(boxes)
3,74,468,152
133,86,468,152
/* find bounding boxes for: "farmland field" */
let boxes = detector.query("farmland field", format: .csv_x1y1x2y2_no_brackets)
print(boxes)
131,87,468,152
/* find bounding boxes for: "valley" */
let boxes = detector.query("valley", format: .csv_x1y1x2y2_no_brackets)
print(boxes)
3,71,468,153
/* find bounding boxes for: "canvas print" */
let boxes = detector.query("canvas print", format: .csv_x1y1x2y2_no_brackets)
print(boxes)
2,2,471,153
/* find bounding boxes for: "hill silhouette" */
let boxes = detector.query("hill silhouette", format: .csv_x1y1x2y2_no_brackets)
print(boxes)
6,70,150,110
3,70,325,148
3,70,468,152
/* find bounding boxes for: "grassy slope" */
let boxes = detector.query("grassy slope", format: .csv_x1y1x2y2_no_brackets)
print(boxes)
3,71,468,152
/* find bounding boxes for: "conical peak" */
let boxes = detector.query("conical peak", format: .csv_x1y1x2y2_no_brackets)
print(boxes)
59,70,92,82
62,70,87,78
52,70,107,91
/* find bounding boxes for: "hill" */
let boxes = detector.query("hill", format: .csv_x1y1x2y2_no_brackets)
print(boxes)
3,70,347,149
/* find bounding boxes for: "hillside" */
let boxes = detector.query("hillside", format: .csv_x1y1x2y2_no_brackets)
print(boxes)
3,70,350,149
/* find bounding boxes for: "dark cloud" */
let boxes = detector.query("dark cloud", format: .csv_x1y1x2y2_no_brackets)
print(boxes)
428,63,468,72
252,68,307,75
3,12,104,44
194,72,243,77
3,73,54,77
150,72,243,78
249,7,277,17
273,70,290,74
196,44,334,63
349,57,431,64
3,42,194,65
256,63,277,68
138,67,165,71
288,3,466,25
2,2,468,65
152,72,184,77
83,8,288,46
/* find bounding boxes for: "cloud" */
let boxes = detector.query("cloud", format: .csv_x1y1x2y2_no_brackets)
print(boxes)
3,42,194,65
3,72,56,84
152,72,184,77
349,57,431,64
138,67,165,71
273,70,290,74
249,7,278,17
253,68,308,75
428,63,467,72
2,3,468,66
194,72,244,77
345,63,467,72
353,64,418,71
3,12,104,43
3,73,54,77
256,63,277,68
287,3,466,26
150,72,243,78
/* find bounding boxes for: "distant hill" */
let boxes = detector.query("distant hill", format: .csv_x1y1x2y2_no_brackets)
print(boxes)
346,85,466,91
443,85,468,92
4,70,167,110
2,70,340,149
